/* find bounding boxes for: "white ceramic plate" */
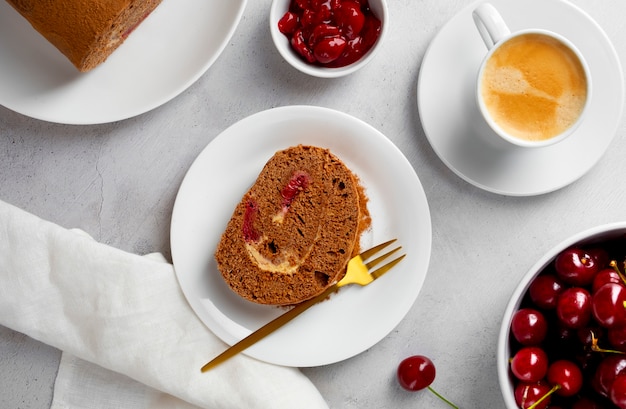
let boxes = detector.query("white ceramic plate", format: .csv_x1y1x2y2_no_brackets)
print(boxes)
170,105,432,367
418,0,624,196
0,0,246,124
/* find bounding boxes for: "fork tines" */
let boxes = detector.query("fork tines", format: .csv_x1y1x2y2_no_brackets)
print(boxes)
362,239,406,279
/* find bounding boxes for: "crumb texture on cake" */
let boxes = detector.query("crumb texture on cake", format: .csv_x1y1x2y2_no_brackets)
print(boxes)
215,145,370,306
6,0,163,72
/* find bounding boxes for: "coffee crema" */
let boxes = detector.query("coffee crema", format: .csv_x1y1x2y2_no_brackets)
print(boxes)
480,33,588,142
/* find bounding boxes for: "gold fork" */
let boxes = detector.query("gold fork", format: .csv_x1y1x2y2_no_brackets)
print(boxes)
201,239,405,372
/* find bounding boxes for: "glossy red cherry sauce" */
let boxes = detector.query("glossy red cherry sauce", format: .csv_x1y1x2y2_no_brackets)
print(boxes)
278,0,382,68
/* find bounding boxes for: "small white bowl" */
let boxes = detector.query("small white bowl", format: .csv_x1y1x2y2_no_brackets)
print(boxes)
498,222,626,408
269,0,388,78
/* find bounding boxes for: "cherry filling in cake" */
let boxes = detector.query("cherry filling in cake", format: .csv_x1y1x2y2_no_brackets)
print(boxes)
242,200,260,243
273,171,311,223
281,171,310,212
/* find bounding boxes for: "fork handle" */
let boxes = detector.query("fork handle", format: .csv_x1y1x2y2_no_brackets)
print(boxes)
201,284,339,372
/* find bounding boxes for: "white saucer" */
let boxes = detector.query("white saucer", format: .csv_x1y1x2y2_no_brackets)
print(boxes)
170,106,432,367
418,0,624,196
0,0,246,124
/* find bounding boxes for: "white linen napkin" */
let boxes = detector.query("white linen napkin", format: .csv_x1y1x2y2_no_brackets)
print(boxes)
52,352,202,409
0,199,328,409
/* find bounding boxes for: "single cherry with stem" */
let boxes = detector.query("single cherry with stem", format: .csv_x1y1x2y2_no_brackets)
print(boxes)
397,355,458,408
514,382,552,409
546,360,583,397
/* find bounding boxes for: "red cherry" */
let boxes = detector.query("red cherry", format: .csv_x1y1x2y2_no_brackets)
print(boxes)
511,308,548,345
397,355,436,391
611,373,626,409
609,327,626,351
278,11,299,34
592,355,626,397
396,356,459,408
290,29,316,63
556,287,592,328
555,248,599,286
529,274,565,310
592,268,622,293
313,36,347,64
514,382,551,409
546,360,583,397
325,36,360,67
308,23,341,47
510,347,549,383
592,283,626,328
336,1,365,39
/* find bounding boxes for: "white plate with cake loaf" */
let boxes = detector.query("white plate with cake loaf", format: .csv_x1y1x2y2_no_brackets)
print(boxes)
0,0,246,124
170,105,432,367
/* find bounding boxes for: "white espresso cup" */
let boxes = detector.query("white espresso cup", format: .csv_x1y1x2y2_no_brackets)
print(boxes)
473,3,591,148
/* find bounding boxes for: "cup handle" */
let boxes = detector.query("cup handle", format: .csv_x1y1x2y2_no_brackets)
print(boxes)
472,3,511,49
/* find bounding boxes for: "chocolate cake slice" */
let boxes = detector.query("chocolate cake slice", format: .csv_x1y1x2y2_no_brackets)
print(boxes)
215,145,370,305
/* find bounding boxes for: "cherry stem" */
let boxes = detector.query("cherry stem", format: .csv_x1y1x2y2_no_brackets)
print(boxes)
427,386,459,409
527,384,560,409
591,330,625,355
610,260,626,286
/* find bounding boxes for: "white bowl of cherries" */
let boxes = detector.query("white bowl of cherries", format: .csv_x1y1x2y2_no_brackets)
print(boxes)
270,0,388,78
499,222,626,409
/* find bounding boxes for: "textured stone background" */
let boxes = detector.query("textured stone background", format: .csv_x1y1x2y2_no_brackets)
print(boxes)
2,0,626,407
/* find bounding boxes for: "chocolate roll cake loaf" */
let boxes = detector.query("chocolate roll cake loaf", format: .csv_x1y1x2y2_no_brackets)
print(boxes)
6,0,163,72
215,145,370,305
